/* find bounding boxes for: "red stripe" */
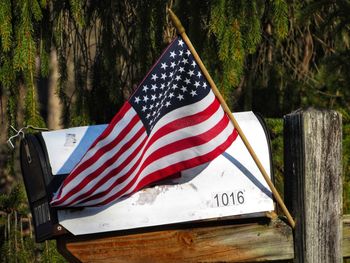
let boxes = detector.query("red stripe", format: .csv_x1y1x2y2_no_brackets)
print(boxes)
56,109,139,197
79,115,232,205
90,102,132,148
97,128,238,206
147,97,220,148
61,98,222,206
54,126,147,206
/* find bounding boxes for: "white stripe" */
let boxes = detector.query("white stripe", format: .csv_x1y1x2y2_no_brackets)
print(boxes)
149,90,216,136
70,107,136,174
66,120,144,189
81,121,234,206
58,130,148,206
68,97,224,205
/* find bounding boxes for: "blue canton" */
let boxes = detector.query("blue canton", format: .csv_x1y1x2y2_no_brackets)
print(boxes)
130,37,210,134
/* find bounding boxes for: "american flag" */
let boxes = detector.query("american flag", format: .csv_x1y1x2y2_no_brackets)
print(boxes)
51,36,238,207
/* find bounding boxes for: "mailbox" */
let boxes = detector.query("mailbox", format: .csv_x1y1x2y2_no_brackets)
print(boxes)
20,112,274,240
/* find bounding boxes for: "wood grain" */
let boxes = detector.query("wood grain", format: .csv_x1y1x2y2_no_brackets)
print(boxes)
284,109,343,263
58,218,294,263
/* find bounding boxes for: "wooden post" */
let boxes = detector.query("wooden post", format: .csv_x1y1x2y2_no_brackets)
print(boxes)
284,109,342,263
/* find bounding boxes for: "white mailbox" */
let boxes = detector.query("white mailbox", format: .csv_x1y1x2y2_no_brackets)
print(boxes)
20,111,274,239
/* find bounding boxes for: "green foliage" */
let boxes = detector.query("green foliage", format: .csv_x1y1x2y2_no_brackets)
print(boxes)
265,118,284,196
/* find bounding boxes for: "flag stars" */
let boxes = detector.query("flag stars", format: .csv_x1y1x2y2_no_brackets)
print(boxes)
160,84,165,90
188,70,194,77
169,72,174,78
169,92,175,99
194,81,200,88
181,86,188,92
177,94,184,101
184,78,191,85
172,84,178,90
143,85,148,92
175,75,181,81
186,50,191,56
196,71,202,78
179,50,183,56
143,95,149,102
151,94,157,101
134,97,141,104
161,73,167,80
178,39,184,47
165,101,171,107
170,61,176,68
151,84,158,91
191,61,196,67
190,90,197,97
161,62,168,70
178,67,185,73
182,58,188,64
203,82,208,89
151,74,158,81
142,105,147,112
170,51,176,58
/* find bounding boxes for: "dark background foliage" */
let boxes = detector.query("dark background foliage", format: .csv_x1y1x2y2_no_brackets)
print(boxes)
0,0,349,261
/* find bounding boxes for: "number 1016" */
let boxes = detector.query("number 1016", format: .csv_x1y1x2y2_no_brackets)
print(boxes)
213,190,245,207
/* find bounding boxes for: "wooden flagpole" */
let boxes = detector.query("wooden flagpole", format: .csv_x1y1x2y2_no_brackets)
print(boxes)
168,9,295,229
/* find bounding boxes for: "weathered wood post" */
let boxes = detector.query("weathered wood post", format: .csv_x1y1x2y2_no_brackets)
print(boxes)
284,108,342,262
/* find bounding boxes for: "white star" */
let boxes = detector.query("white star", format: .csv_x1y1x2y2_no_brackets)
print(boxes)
188,70,194,77
196,71,202,78
165,101,171,107
161,62,168,70
178,39,184,47
143,85,148,92
172,84,178,90
149,104,154,110
182,58,188,64
169,72,174,78
151,74,158,81
146,113,151,119
191,61,196,67
184,78,191,84
169,92,175,99
177,94,184,101
178,67,185,73
161,73,167,80
170,51,176,58
179,50,183,56
160,84,165,90
134,97,141,104
152,111,156,116
151,84,157,91
156,102,160,107
158,92,163,99
190,90,197,97
170,62,176,68
186,50,191,56
142,105,147,112
181,86,187,92
175,75,181,81
203,82,207,89
151,94,157,101
194,81,200,88
143,95,149,102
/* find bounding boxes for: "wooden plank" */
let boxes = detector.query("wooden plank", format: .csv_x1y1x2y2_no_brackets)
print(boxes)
284,109,343,263
344,214,350,258
57,218,294,263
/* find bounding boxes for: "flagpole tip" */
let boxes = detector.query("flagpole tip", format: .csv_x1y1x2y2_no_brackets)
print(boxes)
168,9,185,35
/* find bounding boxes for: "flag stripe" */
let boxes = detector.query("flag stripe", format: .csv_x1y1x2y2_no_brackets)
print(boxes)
73,110,229,204
81,123,238,206
51,36,240,207
55,94,223,206
51,125,147,206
